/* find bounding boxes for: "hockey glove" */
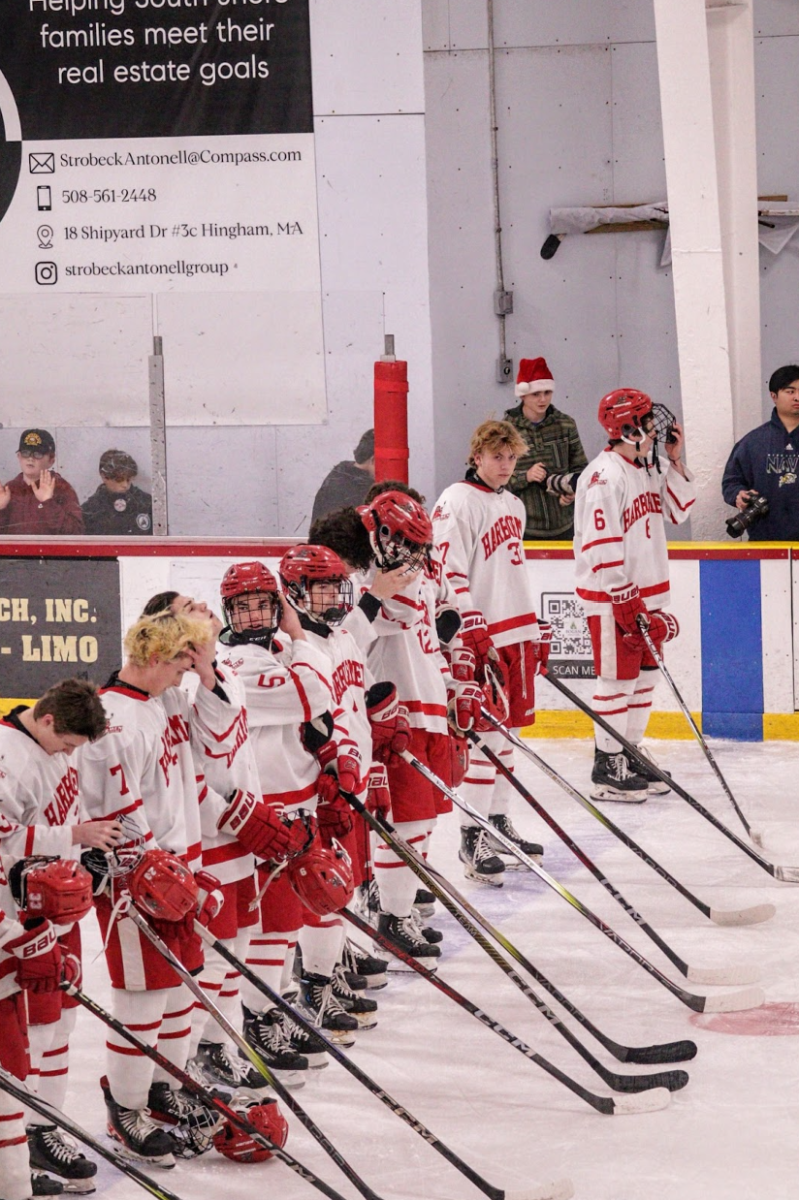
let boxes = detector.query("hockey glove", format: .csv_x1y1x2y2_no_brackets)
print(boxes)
476,649,510,730
447,681,483,733
299,711,335,755
531,621,552,674
434,603,462,647
316,773,355,843
218,789,305,861
316,738,362,797
611,584,650,636
365,762,391,820
647,611,680,648
194,870,224,927
460,613,494,673
366,681,412,761
7,919,62,993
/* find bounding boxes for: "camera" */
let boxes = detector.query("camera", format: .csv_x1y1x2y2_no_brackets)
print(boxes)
725,493,769,539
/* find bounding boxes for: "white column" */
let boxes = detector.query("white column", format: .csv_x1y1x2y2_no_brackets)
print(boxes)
706,0,763,443
653,0,759,539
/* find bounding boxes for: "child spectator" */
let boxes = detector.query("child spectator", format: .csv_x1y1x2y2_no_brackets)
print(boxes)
0,429,84,535
82,449,153,536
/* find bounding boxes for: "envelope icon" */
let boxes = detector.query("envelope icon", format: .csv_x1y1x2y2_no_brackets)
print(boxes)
29,152,55,174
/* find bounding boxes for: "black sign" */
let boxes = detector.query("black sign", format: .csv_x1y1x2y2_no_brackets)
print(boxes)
0,558,121,696
0,1,312,140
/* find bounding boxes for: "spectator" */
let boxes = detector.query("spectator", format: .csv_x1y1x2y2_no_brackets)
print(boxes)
504,357,588,540
0,428,84,535
721,364,799,540
82,449,153,536
310,428,375,526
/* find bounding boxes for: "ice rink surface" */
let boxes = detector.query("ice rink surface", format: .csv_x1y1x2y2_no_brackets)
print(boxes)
63,737,799,1200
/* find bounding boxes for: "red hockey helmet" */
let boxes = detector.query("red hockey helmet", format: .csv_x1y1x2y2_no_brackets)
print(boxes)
279,545,354,627
128,848,198,922
287,839,354,916
220,561,282,646
213,1100,289,1163
359,491,433,571
597,389,654,443
11,858,94,924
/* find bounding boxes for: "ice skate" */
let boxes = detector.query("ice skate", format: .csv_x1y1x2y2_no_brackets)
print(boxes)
28,1126,96,1195
484,813,544,866
458,826,506,886
590,749,649,803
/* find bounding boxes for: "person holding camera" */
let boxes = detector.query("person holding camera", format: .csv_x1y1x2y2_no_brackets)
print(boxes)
721,365,799,540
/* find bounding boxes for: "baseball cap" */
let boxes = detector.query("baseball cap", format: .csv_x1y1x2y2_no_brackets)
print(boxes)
100,449,138,479
18,429,55,456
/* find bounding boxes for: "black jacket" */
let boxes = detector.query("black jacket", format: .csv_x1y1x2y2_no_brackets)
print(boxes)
81,484,153,536
311,461,371,526
721,409,799,540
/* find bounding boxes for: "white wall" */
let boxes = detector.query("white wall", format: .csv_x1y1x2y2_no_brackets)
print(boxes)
423,0,799,510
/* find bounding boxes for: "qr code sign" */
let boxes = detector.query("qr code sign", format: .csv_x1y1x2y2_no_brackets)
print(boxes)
540,592,592,661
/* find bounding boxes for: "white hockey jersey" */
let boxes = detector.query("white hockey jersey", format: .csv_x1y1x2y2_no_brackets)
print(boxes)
183,662,259,885
0,866,27,1000
431,477,541,647
0,712,78,863
78,681,203,870
217,634,332,816
302,621,374,792
573,449,696,613
353,561,450,737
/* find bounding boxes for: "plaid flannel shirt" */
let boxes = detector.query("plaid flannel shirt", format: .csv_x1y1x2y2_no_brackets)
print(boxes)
504,403,588,539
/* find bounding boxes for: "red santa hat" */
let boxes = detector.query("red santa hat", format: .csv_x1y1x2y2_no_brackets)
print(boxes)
515,357,555,398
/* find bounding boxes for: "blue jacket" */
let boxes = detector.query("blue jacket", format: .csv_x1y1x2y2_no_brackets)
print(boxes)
721,409,799,539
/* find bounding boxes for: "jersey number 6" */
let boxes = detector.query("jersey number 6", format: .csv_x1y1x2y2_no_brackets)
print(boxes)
594,509,606,531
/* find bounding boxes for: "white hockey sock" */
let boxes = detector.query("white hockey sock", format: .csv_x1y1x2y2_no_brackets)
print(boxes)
488,739,517,817
241,928,299,1014
152,985,194,1089
30,1008,77,1117
0,1087,30,1200
106,989,169,1111
458,743,497,827
593,677,638,752
626,677,655,746
190,928,252,1055
298,921,345,979
375,819,431,917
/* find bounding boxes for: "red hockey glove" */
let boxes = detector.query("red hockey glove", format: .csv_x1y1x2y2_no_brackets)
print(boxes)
218,789,300,861
461,614,493,672
366,682,411,762
611,584,649,637
365,763,391,820
194,870,224,928
316,738,362,796
447,645,477,682
647,611,679,648
8,920,62,993
531,621,552,674
475,650,509,730
316,773,355,844
447,681,483,733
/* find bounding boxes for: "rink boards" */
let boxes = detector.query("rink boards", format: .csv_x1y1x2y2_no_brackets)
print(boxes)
0,538,796,740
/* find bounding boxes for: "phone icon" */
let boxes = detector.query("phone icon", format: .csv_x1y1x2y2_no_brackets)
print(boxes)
37,186,52,211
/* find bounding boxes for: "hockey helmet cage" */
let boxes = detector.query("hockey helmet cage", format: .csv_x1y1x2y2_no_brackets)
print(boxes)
597,389,654,444
220,561,282,647
128,848,199,922
358,490,433,571
213,1099,289,1162
9,857,94,924
279,545,354,627
287,839,354,916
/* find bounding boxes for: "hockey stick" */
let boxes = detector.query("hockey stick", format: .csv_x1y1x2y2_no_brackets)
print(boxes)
637,619,763,846
345,790,691,1075
0,1067,187,1200
62,980,349,1200
195,923,575,1200
480,710,775,928
343,905,688,1098
403,751,763,1014
127,906,384,1200
544,671,799,884
469,728,758,986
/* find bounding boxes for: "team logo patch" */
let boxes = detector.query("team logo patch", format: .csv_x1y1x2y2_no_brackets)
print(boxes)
587,471,606,489
114,498,128,512
779,472,797,488
136,513,151,530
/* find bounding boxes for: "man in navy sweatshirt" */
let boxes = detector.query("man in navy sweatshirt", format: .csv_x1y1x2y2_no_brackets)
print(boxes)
722,364,799,540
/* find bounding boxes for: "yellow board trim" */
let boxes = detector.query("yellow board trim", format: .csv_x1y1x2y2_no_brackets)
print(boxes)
0,699,34,719
763,713,799,740
521,710,701,739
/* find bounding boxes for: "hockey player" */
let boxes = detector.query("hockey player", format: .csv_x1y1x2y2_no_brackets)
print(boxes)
573,389,695,800
216,562,359,1053
311,489,478,956
77,610,249,1166
0,869,63,1200
143,589,310,1088
0,678,116,1194
432,421,548,885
